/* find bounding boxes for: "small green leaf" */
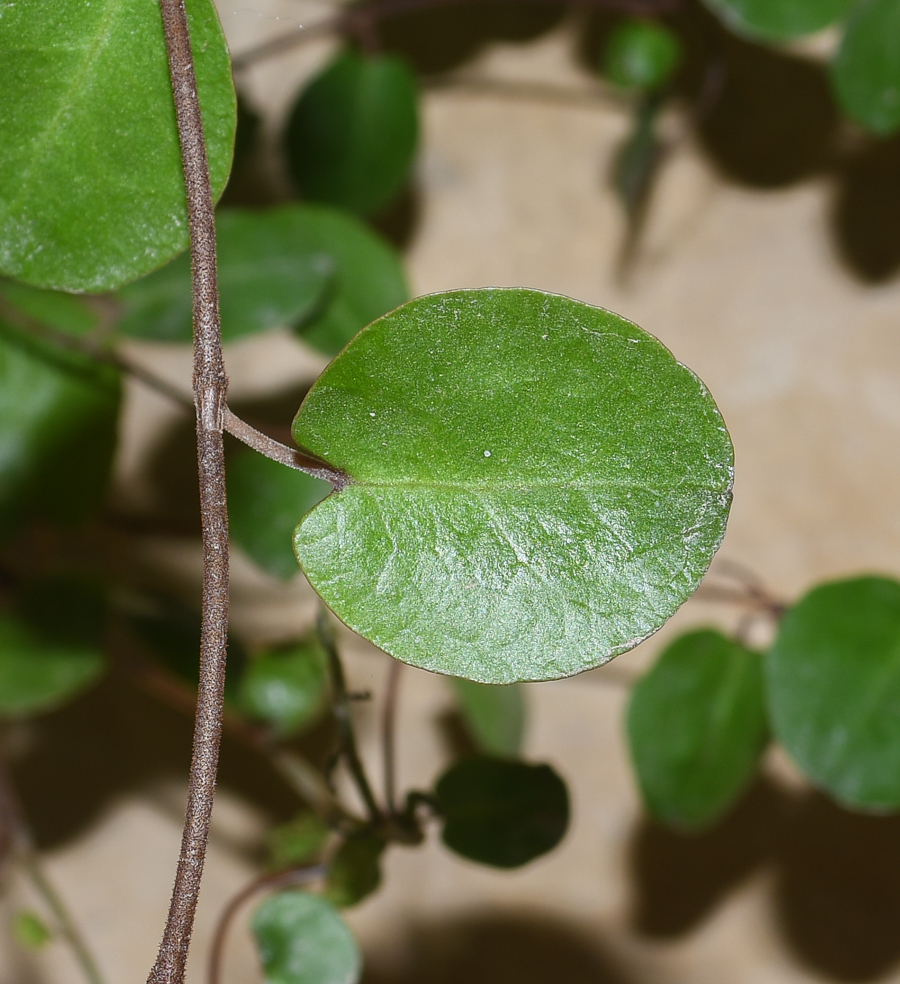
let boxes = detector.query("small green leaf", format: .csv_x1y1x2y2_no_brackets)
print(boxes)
117,208,335,343
0,281,98,337
228,448,330,580
290,207,408,357
766,576,900,810
323,834,386,908
13,911,52,950
703,0,854,40
436,756,569,868
0,0,235,291
451,678,526,757
0,320,120,538
0,612,105,717
252,891,362,984
238,642,329,737
628,629,768,829
268,814,331,870
603,20,682,91
285,50,419,215
292,288,733,684
832,0,900,135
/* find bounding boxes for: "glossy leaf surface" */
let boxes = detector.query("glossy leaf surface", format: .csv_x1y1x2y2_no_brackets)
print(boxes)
832,0,900,135
291,207,408,356
293,289,733,684
238,642,329,737
323,835,386,908
436,756,569,868
603,19,682,91
286,51,419,215
229,447,330,579
628,629,768,828
766,576,900,809
118,208,334,343
451,678,526,757
0,0,235,291
253,891,361,984
703,0,853,40
0,321,120,537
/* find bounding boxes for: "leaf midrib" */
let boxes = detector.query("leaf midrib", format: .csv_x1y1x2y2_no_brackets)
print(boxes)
333,476,731,493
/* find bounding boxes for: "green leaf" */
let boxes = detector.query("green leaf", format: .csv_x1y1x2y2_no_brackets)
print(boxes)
603,20,682,91
0,612,105,717
238,641,329,737
323,834,386,908
436,756,569,868
628,629,768,829
267,813,331,870
832,0,900,135
290,207,408,357
13,911,52,950
766,576,900,810
292,288,733,684
229,447,330,580
285,50,419,216
0,281,98,337
703,0,854,40
117,208,335,343
0,320,120,538
451,678,526,757
252,891,362,984
0,0,235,291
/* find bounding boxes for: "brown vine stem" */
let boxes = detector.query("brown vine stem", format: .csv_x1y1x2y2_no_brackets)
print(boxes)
149,1,229,981
207,864,325,984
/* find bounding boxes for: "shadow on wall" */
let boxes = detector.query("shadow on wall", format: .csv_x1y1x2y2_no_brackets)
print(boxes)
631,777,900,981
361,913,634,984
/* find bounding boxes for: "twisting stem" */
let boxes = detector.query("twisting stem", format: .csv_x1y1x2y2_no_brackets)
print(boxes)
207,865,325,984
381,659,403,816
317,608,384,822
149,2,230,982
0,754,107,984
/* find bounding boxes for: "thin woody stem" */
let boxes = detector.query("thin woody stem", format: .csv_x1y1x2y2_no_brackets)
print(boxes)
149,2,230,982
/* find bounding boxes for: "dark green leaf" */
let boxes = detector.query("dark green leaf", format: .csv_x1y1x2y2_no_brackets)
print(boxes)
238,642,329,737
229,447,330,580
766,576,900,810
267,814,331,870
0,281,98,337
0,612,105,717
117,208,335,343
703,0,854,40
603,20,682,91
628,629,768,829
436,756,569,868
832,0,900,135
292,288,733,684
291,207,408,357
0,0,235,291
13,911,52,950
323,834,386,908
451,678,526,757
252,891,361,984
0,320,120,538
285,50,419,215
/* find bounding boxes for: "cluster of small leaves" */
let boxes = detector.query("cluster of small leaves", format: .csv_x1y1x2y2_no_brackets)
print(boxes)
629,576,900,830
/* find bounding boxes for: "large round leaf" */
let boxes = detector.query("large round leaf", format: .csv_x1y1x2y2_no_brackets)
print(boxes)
703,0,854,40
292,289,733,684
285,50,419,216
252,891,361,984
117,209,334,343
832,0,900,135
435,756,569,868
628,629,768,829
766,576,900,810
0,0,235,291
